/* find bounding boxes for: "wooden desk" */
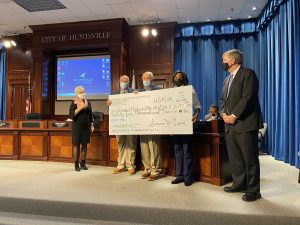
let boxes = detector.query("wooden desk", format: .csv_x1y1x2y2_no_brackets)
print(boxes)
0,120,18,159
0,119,231,185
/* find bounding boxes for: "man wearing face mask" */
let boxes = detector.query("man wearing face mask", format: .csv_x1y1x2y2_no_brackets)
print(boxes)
204,104,220,121
170,71,201,186
139,71,162,181
69,86,94,172
107,75,138,175
220,49,263,202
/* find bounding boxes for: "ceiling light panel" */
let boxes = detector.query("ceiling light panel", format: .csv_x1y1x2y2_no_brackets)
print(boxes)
13,0,66,12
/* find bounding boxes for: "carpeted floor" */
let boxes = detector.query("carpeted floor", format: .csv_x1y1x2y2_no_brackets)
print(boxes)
0,155,299,225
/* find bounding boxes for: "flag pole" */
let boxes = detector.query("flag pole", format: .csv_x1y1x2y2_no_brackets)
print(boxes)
131,68,136,89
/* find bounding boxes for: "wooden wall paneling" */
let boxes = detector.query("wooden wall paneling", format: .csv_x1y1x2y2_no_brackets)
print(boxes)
129,22,176,90
31,48,43,114
6,46,33,120
151,29,172,65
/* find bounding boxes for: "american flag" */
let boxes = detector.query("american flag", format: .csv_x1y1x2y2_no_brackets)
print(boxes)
25,87,32,114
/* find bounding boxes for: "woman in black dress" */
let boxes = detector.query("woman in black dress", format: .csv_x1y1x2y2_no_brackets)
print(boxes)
69,86,94,171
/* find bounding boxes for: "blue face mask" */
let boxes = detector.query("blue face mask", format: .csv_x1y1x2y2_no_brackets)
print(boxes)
120,82,128,90
143,80,151,87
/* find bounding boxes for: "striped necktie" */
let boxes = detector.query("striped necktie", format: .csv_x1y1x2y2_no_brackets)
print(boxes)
226,75,234,98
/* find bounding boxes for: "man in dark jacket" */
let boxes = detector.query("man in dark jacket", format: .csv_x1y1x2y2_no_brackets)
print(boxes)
220,49,263,202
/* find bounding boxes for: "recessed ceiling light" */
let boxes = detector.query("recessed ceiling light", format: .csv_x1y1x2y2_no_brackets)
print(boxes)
206,19,211,22
11,40,17,47
248,15,252,18
187,20,191,23
141,28,149,37
151,28,158,36
227,17,232,20
252,6,257,11
3,40,11,48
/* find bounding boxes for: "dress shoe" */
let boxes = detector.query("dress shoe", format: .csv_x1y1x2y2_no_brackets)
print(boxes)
127,169,136,175
223,186,245,193
148,174,159,181
171,178,184,184
141,172,150,179
184,180,193,186
80,161,88,170
113,168,124,174
242,193,261,202
75,162,80,172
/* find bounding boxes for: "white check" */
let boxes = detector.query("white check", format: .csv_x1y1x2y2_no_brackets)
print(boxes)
109,85,193,135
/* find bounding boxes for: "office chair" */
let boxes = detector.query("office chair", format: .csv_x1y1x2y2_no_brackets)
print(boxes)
24,113,43,120
298,151,300,184
258,122,268,154
92,111,104,122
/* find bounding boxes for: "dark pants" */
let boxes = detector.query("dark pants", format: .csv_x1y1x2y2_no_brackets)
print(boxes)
172,135,193,182
225,130,260,194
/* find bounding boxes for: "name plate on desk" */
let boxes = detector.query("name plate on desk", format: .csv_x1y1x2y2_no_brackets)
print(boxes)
0,122,10,128
109,86,193,135
52,122,69,128
22,122,41,128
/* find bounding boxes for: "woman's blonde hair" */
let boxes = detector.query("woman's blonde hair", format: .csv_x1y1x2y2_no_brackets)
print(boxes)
74,86,84,95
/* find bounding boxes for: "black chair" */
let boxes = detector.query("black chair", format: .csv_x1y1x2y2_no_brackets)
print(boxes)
298,151,300,184
258,122,268,154
24,113,43,120
92,111,104,122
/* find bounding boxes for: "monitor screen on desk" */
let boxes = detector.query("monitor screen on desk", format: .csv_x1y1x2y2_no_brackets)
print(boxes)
56,55,111,100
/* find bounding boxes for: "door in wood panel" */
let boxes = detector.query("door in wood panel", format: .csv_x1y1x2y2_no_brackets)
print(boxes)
9,84,28,120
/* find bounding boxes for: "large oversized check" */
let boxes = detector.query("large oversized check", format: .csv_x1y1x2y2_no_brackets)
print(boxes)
109,86,193,135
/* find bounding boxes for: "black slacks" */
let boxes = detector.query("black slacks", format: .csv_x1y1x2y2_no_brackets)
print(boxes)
172,135,193,182
225,130,260,194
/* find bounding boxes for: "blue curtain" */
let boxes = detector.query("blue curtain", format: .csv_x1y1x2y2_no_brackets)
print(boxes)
258,0,300,168
0,47,6,120
174,0,300,169
174,21,259,120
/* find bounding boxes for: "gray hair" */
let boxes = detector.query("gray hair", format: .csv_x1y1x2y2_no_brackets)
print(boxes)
223,49,243,64
142,71,154,80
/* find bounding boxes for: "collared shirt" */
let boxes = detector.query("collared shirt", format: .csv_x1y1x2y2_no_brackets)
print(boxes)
227,65,241,118
230,65,241,80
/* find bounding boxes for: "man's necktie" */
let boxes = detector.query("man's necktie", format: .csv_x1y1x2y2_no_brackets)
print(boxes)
226,75,234,98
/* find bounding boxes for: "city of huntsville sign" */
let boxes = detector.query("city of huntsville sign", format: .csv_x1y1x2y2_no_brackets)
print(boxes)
41,31,112,43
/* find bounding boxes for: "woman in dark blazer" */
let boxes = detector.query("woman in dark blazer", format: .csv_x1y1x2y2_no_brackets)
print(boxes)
69,86,94,171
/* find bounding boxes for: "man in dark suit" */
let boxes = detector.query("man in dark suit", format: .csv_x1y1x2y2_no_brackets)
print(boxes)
220,49,263,202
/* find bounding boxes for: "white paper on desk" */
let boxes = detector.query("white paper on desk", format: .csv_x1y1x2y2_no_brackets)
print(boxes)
109,86,193,135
